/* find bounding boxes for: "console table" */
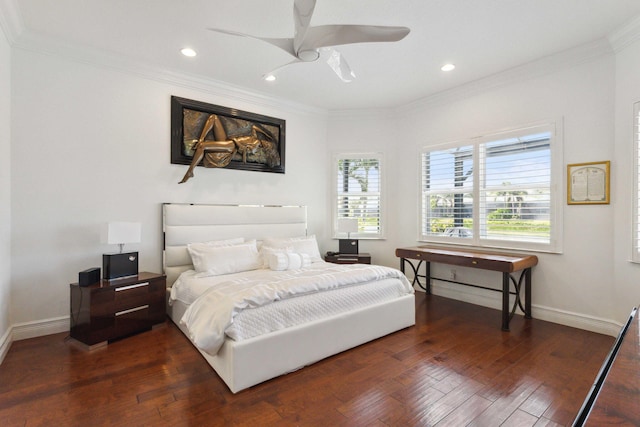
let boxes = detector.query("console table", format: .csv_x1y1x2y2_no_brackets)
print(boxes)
395,246,538,331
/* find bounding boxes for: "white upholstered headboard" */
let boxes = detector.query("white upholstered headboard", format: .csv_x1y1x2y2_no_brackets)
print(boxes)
162,203,308,287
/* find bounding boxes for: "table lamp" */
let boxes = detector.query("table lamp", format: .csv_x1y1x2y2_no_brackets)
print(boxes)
102,221,141,280
338,218,359,254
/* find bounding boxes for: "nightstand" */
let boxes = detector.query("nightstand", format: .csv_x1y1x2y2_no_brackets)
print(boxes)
70,272,166,349
324,253,371,264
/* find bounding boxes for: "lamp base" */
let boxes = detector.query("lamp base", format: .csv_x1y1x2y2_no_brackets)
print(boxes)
339,239,359,255
103,252,139,280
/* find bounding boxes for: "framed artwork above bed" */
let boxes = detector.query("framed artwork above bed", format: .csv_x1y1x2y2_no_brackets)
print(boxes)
171,96,286,179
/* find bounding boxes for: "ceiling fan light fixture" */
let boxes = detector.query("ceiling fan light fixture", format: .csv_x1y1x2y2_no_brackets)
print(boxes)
298,49,320,62
441,63,455,72
181,47,197,57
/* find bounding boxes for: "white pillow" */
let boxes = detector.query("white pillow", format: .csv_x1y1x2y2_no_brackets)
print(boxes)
187,237,245,270
187,240,261,275
260,245,292,268
262,235,322,262
268,252,311,271
188,237,244,251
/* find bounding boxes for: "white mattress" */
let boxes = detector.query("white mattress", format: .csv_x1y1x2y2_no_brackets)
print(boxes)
226,277,406,340
169,263,413,345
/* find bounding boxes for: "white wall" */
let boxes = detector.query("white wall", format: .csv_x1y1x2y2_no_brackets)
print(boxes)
325,110,403,267
613,36,640,321
329,48,622,333
10,48,329,329
402,54,619,330
7,32,640,341
0,16,11,359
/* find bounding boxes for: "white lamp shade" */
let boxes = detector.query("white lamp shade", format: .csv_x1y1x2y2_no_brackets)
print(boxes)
337,218,359,234
103,222,141,245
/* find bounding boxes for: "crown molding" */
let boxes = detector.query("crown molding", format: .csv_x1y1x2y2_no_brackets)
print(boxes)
328,107,397,121
8,26,327,118
1,0,631,119
395,38,614,116
608,15,640,53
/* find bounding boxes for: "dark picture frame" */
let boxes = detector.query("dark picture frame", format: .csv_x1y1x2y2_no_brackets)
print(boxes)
171,96,285,174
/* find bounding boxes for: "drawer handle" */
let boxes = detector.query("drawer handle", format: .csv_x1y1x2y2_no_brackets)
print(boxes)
472,261,478,264
115,282,149,292
116,305,149,316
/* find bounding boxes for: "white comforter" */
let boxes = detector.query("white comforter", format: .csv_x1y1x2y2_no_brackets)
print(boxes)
173,263,413,355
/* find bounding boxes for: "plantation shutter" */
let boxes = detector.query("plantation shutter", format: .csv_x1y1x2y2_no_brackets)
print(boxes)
420,122,557,251
478,133,552,245
420,145,474,239
335,154,383,238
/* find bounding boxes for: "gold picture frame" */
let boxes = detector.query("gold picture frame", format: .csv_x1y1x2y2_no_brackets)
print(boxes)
567,161,610,205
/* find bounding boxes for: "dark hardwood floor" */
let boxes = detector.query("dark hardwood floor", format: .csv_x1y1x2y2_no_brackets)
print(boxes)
0,293,614,426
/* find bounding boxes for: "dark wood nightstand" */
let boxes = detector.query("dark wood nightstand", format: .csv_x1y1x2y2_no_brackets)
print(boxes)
324,253,371,264
70,272,166,349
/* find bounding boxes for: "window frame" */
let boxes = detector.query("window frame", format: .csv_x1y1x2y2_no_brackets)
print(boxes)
332,152,385,240
418,121,563,253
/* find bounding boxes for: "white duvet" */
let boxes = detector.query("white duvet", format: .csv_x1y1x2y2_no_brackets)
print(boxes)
171,262,413,355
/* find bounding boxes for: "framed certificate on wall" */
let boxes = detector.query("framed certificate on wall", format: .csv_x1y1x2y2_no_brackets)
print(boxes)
567,161,610,205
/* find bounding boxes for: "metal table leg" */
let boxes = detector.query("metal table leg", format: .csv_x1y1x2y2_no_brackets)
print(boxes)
502,272,510,331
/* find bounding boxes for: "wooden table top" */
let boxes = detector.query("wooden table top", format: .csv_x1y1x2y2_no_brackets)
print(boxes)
396,245,538,273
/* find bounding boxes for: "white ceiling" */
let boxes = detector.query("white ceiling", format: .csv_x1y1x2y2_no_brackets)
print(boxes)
7,0,640,110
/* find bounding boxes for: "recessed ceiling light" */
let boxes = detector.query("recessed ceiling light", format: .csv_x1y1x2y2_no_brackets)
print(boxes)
181,48,197,57
441,63,455,72
264,74,276,82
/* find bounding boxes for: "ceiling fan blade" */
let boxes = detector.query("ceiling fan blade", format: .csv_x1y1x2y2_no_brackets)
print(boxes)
293,0,316,54
261,59,302,80
301,25,410,50
208,27,296,57
322,48,356,83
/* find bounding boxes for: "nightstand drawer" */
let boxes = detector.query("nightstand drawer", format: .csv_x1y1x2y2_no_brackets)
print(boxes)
324,253,371,264
114,304,152,338
114,280,164,311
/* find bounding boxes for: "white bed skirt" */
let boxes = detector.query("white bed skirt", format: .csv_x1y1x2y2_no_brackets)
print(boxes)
168,293,415,393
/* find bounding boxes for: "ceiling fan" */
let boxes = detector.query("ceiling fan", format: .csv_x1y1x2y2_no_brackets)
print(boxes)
208,0,410,82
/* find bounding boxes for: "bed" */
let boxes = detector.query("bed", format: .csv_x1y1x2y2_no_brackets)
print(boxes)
163,203,415,393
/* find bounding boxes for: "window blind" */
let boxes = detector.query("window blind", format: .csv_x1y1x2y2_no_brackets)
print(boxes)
335,154,383,238
420,123,558,251
479,134,551,244
421,145,474,237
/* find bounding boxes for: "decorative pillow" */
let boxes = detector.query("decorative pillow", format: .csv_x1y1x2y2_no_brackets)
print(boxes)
260,245,292,268
187,240,261,275
262,235,322,262
268,252,311,271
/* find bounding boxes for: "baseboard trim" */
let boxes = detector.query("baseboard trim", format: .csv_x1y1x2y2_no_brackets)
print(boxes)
429,281,622,337
11,316,69,341
0,287,625,367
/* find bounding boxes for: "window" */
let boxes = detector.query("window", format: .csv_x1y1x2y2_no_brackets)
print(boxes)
633,102,640,262
333,153,383,239
420,122,562,252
